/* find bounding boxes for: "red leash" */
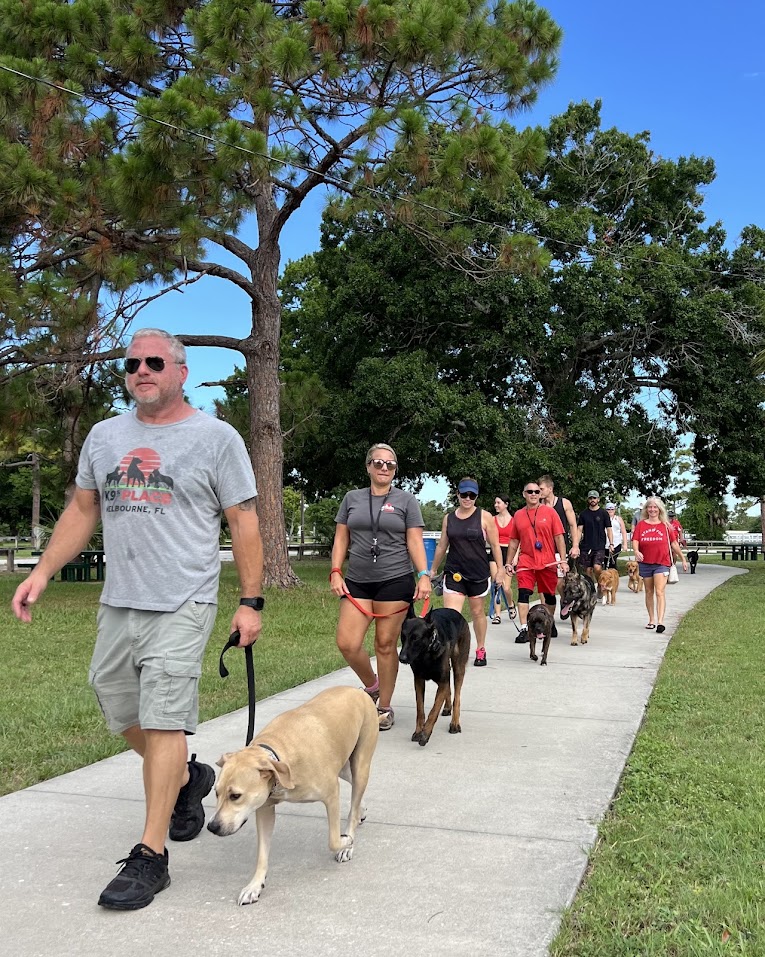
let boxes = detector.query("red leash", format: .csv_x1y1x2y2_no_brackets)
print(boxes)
343,593,430,619
508,560,565,575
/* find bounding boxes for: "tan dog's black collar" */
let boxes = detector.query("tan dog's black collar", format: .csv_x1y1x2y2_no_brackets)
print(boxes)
259,744,280,762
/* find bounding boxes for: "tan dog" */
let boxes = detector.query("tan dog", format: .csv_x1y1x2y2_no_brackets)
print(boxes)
207,687,379,905
598,568,620,605
626,560,644,593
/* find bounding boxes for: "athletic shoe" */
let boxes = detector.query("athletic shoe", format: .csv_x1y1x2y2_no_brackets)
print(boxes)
377,707,395,730
515,627,529,644
169,753,215,842
474,647,487,666
98,843,170,910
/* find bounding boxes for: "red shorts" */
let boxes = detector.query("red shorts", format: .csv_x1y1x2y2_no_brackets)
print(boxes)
516,566,558,597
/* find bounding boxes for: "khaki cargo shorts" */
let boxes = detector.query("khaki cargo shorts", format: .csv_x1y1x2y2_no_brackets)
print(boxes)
88,602,217,735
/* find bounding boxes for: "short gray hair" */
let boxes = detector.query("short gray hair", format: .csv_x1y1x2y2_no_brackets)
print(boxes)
128,328,186,364
366,443,397,465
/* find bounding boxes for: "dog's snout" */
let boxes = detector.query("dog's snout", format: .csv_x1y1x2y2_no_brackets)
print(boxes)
207,818,221,835
398,650,410,665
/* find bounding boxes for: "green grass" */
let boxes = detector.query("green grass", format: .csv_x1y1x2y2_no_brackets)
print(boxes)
550,562,765,957
0,561,348,794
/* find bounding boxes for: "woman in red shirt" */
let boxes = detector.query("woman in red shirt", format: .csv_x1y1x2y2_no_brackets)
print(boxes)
490,495,515,624
632,497,688,633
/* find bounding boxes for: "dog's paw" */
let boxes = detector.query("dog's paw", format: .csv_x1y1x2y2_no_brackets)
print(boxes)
530,652,538,661
441,705,452,716
540,659,548,666
417,731,431,747
238,882,265,905
570,638,578,646
581,637,588,644
448,722,461,734
411,730,423,742
335,836,354,863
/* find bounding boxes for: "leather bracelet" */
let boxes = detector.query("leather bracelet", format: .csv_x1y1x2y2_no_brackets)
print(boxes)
329,567,343,581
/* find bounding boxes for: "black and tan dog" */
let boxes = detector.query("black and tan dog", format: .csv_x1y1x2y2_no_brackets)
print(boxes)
687,550,699,574
398,607,470,746
207,687,379,905
527,604,553,666
560,568,598,645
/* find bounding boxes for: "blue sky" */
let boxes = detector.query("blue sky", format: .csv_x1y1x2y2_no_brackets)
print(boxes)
134,0,765,503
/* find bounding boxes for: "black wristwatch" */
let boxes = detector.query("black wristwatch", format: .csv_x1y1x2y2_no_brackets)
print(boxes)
239,597,265,611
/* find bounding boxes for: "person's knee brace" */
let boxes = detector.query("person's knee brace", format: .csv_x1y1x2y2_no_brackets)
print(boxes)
518,588,533,604
543,593,557,608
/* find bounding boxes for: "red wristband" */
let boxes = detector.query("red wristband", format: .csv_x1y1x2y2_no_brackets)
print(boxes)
329,567,343,580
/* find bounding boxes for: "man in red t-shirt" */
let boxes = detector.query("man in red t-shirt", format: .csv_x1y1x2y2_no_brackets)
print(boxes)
668,513,686,547
505,482,569,644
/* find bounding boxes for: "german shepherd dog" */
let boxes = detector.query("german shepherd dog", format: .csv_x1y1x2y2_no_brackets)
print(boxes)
687,550,699,574
559,569,598,645
398,608,470,747
527,604,553,666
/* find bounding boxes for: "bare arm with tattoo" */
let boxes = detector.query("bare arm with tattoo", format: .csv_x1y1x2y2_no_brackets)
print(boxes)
224,496,264,647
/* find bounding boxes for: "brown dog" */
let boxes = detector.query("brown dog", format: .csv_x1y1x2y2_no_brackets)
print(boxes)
626,560,644,593
527,604,553,665
597,568,620,605
207,687,379,905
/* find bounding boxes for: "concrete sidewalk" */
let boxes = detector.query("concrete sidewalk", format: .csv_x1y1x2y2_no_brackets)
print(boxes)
1,564,742,957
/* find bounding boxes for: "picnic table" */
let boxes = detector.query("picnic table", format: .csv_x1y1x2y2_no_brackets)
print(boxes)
60,550,106,582
0,546,16,572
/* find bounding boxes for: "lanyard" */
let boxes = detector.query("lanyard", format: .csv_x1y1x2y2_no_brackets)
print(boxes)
369,489,391,564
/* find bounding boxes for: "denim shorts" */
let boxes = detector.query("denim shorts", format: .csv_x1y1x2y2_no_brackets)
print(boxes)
88,602,217,735
638,563,670,579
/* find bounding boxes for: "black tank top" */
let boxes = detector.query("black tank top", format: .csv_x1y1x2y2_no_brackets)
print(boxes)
445,509,490,581
552,496,571,550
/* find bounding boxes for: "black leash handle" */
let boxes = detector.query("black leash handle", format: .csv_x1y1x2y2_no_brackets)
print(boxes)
218,630,256,746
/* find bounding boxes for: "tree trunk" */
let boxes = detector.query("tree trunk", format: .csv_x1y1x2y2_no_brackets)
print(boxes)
247,247,299,588
760,496,765,549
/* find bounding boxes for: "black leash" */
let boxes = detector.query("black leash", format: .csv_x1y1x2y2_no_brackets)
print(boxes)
218,630,256,746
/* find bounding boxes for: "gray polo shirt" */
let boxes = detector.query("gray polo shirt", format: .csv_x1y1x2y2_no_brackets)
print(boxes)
335,486,424,582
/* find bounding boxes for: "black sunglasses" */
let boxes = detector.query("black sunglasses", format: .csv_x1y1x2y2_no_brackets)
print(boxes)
524,488,541,494
458,491,477,500
369,458,397,470
125,356,177,374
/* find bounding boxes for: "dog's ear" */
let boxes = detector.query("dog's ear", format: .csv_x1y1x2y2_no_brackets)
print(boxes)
216,752,236,768
270,759,295,790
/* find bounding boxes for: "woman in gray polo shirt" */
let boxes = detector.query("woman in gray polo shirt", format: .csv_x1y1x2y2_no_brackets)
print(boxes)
330,443,431,731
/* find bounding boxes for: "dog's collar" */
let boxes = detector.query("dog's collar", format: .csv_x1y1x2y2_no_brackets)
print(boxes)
258,743,280,763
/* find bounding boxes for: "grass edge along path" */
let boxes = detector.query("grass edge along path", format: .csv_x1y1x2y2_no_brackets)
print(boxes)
550,563,765,957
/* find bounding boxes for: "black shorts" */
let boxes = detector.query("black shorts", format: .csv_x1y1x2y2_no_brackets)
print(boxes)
344,573,414,603
580,548,607,569
444,572,490,598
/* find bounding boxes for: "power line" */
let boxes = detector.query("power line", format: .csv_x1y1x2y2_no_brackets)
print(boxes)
1,61,763,289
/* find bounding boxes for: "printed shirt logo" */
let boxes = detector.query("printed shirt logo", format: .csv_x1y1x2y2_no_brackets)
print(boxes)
381,503,396,512
103,447,175,515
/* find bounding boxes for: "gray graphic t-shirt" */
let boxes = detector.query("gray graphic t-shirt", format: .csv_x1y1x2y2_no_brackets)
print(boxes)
335,487,424,582
76,409,257,611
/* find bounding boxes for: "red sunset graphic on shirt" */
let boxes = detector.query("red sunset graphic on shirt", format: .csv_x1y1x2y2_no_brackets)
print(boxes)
102,448,175,512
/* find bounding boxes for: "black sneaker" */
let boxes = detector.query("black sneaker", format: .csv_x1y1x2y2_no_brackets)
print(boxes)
551,623,558,638
169,753,215,842
98,843,170,910
515,627,529,644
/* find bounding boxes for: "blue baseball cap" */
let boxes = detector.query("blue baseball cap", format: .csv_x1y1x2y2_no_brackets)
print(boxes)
458,479,479,495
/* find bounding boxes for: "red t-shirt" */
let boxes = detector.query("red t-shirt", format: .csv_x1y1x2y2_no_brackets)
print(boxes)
511,505,564,569
494,514,515,546
633,521,677,565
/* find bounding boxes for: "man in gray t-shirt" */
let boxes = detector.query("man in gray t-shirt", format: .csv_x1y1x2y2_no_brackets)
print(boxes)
12,328,264,911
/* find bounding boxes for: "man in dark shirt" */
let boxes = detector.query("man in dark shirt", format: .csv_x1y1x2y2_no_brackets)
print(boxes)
577,490,613,580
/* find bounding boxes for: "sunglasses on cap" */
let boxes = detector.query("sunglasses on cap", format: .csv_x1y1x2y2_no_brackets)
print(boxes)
125,356,179,374
458,490,477,500
369,458,397,470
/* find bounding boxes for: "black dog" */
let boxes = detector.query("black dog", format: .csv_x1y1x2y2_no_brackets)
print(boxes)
527,604,553,666
559,569,598,645
687,550,699,574
398,608,470,747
